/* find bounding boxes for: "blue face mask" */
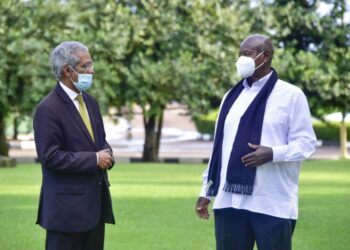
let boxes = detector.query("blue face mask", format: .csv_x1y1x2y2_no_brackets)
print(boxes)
69,65,93,92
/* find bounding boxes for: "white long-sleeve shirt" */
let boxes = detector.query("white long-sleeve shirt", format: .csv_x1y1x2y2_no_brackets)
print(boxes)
199,72,317,219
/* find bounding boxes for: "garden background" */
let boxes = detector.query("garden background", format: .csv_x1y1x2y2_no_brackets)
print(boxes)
0,1,349,249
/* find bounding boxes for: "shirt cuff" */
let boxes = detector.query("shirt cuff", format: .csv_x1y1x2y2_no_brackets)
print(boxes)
199,184,211,200
271,145,288,162
96,153,99,166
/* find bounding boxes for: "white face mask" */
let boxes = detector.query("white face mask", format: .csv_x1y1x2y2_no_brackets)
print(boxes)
235,51,265,78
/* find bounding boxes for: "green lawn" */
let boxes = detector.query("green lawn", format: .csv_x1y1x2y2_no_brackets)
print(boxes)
0,161,349,250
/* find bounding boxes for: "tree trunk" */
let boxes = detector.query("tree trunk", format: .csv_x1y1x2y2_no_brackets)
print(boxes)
340,120,348,159
155,109,164,157
0,112,9,156
142,113,158,162
142,107,165,162
13,116,18,140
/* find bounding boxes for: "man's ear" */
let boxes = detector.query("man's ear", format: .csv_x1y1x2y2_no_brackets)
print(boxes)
62,65,71,77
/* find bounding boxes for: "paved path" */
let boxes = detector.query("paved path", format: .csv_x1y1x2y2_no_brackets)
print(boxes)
8,104,349,163
9,140,347,164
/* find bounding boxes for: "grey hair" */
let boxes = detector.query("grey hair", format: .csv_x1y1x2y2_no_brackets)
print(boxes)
50,41,89,80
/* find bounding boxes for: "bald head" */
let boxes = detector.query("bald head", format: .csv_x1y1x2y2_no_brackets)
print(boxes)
240,34,274,65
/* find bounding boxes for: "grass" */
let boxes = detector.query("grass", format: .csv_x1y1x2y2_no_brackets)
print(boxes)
0,161,349,250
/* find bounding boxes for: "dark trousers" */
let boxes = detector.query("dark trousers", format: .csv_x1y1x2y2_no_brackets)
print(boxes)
214,208,296,250
45,222,105,250
45,183,113,250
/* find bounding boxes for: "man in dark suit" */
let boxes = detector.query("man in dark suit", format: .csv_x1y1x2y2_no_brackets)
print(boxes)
34,41,115,250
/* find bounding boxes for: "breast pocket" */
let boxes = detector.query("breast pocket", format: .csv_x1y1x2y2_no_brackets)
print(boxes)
262,110,290,142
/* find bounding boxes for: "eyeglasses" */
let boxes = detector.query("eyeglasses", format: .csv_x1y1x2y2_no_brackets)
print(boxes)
80,62,93,71
69,62,94,74
71,62,93,72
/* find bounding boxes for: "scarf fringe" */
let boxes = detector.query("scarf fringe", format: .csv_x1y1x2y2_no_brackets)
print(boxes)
206,186,217,197
223,182,253,195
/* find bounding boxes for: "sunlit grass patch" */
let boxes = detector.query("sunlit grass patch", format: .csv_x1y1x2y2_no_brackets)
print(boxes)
0,161,349,250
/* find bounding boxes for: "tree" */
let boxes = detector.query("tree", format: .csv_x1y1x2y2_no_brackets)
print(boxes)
0,0,70,157
68,0,252,161
8,0,349,162
253,0,350,158
316,0,350,158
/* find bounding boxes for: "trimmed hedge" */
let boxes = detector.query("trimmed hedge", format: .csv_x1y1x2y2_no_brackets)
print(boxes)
313,121,350,142
193,110,218,136
194,111,350,141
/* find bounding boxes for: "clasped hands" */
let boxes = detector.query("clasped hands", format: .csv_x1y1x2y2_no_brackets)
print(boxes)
97,149,114,170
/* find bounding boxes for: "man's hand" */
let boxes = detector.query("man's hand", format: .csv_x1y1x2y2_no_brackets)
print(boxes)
195,197,210,220
241,143,273,167
104,148,115,169
97,149,113,170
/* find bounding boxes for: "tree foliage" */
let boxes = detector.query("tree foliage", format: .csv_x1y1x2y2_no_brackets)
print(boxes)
0,0,68,155
66,0,250,161
0,0,349,160
250,0,350,118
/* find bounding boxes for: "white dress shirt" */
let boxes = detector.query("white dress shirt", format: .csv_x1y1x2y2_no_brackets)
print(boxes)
199,72,317,219
59,82,99,163
60,82,81,111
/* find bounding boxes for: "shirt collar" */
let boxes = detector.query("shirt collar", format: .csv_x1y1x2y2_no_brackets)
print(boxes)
243,70,273,90
59,81,80,101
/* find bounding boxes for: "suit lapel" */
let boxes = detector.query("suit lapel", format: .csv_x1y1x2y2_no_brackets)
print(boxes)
55,84,96,149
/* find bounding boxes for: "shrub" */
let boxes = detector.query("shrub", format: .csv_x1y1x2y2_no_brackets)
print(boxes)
193,109,217,136
194,110,350,142
313,121,350,142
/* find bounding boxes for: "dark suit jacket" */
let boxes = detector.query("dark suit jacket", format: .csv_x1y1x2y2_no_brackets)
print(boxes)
34,83,115,233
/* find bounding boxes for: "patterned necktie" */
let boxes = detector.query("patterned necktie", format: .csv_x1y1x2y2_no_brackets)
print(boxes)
76,94,95,142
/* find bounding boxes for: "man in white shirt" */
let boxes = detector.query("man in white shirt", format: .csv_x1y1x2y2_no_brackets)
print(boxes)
195,34,317,250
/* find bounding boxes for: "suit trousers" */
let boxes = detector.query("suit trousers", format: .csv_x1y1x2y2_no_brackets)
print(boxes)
45,182,113,250
45,221,105,250
214,208,296,250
